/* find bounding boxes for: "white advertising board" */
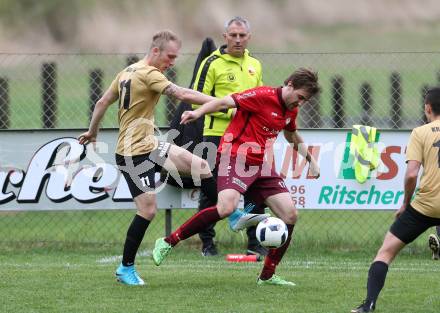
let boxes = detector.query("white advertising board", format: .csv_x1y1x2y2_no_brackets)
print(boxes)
0,128,411,211
275,129,409,210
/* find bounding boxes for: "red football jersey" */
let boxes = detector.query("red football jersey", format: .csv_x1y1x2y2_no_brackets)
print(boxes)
218,86,298,165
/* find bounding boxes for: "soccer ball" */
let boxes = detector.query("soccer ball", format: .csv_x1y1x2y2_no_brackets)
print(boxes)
256,217,288,248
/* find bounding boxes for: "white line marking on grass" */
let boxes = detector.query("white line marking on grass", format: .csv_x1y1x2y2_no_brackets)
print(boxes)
96,250,152,264
160,259,440,274
4,257,439,275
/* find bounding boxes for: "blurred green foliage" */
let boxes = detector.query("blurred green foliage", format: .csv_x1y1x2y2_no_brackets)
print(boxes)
0,0,83,42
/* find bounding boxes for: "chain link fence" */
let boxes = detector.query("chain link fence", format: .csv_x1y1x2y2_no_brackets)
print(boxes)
1,52,438,130
0,52,438,252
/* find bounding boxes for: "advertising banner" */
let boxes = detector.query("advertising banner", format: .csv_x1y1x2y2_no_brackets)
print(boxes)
276,129,409,210
0,128,411,211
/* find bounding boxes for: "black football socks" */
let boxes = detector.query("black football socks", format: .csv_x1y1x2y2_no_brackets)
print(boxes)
121,214,151,266
365,261,389,306
200,176,218,203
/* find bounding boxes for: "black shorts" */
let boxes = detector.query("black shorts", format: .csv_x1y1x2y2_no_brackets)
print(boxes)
115,141,171,198
389,204,440,244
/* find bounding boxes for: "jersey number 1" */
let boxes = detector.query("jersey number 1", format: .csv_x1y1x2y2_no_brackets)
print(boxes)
119,79,131,109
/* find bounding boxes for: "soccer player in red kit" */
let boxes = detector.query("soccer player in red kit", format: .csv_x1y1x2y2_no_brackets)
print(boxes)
153,68,320,285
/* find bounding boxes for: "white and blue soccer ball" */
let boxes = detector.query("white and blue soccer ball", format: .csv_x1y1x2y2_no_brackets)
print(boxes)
256,217,288,248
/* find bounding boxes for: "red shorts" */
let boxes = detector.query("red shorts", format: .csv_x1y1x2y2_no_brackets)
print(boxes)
217,156,288,206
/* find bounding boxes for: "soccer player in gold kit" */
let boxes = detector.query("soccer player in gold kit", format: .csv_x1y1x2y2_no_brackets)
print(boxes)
79,30,218,286
351,87,440,312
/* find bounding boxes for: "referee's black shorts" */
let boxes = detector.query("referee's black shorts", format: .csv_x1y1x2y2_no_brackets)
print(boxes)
390,204,440,244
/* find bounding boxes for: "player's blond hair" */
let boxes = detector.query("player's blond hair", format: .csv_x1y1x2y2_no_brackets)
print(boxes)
149,30,182,52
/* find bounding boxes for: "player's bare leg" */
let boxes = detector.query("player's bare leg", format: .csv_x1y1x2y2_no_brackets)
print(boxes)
163,144,217,201
134,192,157,220
216,189,242,217
264,192,298,225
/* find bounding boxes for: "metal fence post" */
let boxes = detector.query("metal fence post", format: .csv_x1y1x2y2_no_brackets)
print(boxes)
331,75,345,128
302,94,321,128
0,77,10,129
390,72,401,129
41,62,57,128
165,209,172,236
360,83,372,125
421,84,429,124
165,69,178,123
89,69,103,120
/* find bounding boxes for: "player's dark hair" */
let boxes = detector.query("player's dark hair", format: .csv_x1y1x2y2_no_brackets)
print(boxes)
150,30,182,51
284,68,320,96
425,87,440,115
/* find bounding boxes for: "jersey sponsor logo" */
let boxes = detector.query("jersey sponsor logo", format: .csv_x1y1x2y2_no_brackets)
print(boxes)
271,112,278,117
157,142,170,158
227,73,236,82
262,126,280,135
232,177,247,190
237,91,256,100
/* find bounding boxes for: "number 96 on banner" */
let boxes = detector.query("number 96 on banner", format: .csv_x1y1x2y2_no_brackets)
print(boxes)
290,185,306,207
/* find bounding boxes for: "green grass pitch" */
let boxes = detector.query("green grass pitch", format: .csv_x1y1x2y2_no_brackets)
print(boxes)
2,249,440,313
1,209,440,312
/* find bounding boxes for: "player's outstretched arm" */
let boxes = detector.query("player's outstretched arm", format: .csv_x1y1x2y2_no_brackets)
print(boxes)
163,83,215,105
180,96,235,124
284,130,320,178
78,88,118,145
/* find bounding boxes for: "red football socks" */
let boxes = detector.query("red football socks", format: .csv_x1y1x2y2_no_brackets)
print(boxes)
259,224,295,280
165,206,221,246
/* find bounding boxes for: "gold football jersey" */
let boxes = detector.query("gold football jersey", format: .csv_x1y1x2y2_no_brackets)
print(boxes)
406,119,440,217
110,60,171,156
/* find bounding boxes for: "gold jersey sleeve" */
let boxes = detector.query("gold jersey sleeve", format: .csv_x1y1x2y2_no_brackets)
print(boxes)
146,69,171,93
114,61,171,156
109,72,122,95
407,120,440,218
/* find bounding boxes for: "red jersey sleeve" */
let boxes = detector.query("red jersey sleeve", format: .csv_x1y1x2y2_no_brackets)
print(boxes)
284,107,298,132
231,87,264,113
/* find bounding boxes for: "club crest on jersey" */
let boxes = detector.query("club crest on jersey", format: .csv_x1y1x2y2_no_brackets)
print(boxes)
286,118,291,125
248,66,256,75
227,73,236,82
